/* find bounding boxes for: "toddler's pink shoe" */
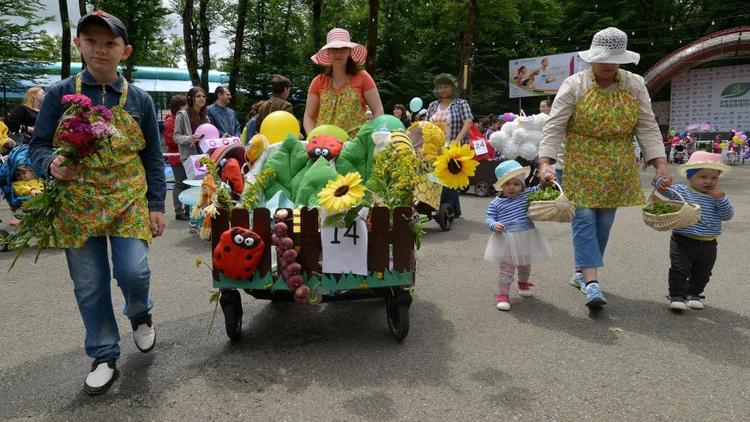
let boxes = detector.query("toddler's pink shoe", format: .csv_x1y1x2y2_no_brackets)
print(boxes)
518,281,534,298
495,294,511,311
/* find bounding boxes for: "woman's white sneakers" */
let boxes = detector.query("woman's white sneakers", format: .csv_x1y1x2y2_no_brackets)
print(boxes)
133,314,156,353
84,360,118,395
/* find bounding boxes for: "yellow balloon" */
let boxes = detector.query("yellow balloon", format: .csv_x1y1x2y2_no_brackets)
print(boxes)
259,111,300,144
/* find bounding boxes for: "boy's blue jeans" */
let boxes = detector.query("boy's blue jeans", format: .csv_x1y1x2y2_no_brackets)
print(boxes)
572,208,617,269
65,237,153,361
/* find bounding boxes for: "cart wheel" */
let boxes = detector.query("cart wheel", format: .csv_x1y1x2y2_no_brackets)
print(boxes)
475,182,492,197
437,203,454,232
386,296,410,341
220,289,243,341
0,230,9,252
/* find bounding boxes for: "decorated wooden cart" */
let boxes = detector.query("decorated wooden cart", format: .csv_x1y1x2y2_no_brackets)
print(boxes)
211,205,416,341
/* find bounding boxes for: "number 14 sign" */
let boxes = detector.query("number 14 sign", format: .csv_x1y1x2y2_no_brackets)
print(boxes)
321,209,369,276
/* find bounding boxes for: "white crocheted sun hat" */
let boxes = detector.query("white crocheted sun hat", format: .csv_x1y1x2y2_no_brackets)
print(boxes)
579,27,640,65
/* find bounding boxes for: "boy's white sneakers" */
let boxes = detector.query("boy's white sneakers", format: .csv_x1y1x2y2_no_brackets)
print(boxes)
84,360,117,395
132,315,155,353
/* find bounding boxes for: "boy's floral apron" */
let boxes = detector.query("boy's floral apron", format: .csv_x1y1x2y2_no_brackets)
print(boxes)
563,71,644,208
317,77,365,137
52,74,151,248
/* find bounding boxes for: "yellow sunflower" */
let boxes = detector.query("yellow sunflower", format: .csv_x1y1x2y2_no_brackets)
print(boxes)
318,172,366,213
433,142,479,189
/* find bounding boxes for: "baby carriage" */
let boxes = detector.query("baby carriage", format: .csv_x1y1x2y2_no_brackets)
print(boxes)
0,145,41,251
673,142,686,164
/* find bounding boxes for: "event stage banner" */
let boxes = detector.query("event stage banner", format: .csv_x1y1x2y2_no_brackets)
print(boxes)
508,52,589,98
670,64,750,132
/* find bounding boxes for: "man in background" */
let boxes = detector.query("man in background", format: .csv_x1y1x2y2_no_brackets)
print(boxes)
206,86,241,137
256,75,294,129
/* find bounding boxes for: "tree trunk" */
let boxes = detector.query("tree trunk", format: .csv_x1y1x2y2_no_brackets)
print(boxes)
123,10,135,82
228,0,250,102
182,0,200,86
256,0,267,61
281,0,293,45
311,0,322,51
458,0,478,101
59,0,71,78
365,0,379,76
77,0,87,68
199,0,210,92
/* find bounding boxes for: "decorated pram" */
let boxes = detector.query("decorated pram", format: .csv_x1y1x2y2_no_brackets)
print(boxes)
195,114,479,341
211,206,416,341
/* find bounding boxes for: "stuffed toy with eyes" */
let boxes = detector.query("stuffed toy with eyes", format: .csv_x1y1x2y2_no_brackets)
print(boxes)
306,135,343,161
213,227,265,280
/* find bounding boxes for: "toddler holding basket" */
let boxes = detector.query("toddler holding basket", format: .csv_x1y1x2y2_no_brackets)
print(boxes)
653,152,734,310
484,160,550,311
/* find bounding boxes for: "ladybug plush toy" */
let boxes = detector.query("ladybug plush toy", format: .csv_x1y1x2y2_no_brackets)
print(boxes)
306,135,343,161
213,227,265,280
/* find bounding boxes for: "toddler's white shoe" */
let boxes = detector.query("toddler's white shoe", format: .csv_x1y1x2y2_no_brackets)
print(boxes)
687,296,704,310
495,294,511,311
669,297,687,310
518,281,534,298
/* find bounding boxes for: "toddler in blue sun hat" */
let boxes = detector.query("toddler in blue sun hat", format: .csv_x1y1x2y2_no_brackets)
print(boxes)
484,160,550,311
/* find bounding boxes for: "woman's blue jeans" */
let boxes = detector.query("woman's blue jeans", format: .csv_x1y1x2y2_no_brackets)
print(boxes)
64,237,153,360
572,208,617,269
440,187,461,217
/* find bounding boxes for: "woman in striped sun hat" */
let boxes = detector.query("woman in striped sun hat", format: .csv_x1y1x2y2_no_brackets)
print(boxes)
303,28,384,137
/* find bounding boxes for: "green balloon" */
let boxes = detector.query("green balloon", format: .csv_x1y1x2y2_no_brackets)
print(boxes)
307,124,349,142
371,114,406,132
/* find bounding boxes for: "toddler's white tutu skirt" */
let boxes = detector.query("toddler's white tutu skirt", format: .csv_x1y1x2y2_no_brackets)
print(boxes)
484,229,550,266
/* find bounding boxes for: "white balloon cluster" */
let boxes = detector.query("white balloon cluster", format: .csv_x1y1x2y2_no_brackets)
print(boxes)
489,113,550,161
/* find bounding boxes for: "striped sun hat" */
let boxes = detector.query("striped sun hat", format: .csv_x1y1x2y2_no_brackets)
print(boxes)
311,28,368,66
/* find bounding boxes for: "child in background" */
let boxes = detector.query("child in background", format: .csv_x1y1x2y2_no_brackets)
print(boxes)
484,160,550,311
661,152,733,310
12,165,43,196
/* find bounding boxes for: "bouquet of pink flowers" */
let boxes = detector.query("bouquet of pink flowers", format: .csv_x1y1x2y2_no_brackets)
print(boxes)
6,94,117,270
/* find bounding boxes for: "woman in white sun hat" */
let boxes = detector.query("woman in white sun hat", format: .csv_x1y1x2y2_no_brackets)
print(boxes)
537,27,671,308
303,28,384,137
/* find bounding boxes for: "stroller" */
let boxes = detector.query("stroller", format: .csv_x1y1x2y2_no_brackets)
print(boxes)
673,142,686,164
0,145,40,251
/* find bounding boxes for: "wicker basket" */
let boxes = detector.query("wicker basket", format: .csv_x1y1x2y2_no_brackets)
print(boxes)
528,181,575,223
642,187,701,231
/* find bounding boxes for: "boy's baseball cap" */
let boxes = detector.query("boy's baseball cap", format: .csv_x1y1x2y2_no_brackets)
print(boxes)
76,10,129,45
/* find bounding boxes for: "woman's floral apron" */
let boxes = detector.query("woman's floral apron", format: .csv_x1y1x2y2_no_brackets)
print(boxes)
563,71,644,208
317,77,366,137
52,74,151,248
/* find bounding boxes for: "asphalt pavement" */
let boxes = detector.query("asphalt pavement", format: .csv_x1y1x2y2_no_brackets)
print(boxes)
1,164,748,421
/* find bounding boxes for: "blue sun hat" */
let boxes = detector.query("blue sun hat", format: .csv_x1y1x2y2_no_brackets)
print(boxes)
494,160,530,190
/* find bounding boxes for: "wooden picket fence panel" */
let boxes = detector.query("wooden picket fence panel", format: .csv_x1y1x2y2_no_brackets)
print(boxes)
210,206,415,282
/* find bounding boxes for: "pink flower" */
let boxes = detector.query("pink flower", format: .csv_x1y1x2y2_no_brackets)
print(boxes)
90,121,112,139
92,105,114,121
61,94,93,108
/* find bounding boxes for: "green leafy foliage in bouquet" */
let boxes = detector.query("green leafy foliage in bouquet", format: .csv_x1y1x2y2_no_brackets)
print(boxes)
240,168,275,210
643,203,680,215
199,156,220,182
367,143,420,209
